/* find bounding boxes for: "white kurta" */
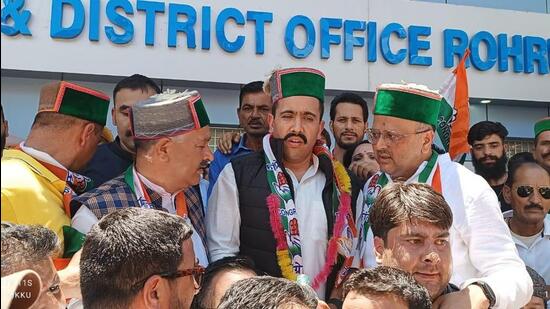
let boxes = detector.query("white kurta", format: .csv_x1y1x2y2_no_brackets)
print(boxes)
206,155,363,299
360,153,533,309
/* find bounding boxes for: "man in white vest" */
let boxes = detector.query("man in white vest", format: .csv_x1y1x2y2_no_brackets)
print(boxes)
354,83,532,309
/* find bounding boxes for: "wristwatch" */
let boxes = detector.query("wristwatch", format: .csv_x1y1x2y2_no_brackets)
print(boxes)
470,281,496,308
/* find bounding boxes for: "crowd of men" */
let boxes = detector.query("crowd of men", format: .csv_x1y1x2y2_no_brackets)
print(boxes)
0,68,548,309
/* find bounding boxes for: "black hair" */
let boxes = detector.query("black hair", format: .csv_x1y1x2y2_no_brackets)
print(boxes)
191,256,258,309
239,81,265,109
343,140,371,168
113,74,161,103
80,208,193,309
505,152,542,186
369,183,453,243
321,128,332,148
343,266,432,309
329,92,369,122
467,121,508,146
218,276,318,309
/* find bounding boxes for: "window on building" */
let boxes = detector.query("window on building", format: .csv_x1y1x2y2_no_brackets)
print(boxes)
209,125,244,151
505,138,535,157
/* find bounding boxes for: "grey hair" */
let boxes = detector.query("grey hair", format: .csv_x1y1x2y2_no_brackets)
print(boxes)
1,222,59,276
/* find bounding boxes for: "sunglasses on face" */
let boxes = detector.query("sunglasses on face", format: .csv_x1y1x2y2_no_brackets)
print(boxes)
132,265,205,291
515,185,550,199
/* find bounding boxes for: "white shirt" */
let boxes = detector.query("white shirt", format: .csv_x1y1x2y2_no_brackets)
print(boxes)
505,212,550,284
361,153,533,309
72,169,209,267
207,155,363,299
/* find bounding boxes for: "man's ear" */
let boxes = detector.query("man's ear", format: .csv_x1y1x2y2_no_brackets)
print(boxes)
142,275,163,309
329,120,334,133
422,129,435,153
111,107,117,127
267,113,274,133
503,184,513,204
154,137,172,162
373,236,385,265
79,123,97,147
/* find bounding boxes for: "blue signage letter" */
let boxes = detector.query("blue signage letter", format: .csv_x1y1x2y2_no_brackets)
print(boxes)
497,34,523,73
201,6,211,50
137,0,165,46
380,22,407,64
524,36,549,74
50,0,85,39
469,31,497,71
216,8,245,53
247,11,273,55
366,21,376,62
443,29,469,68
168,3,196,48
320,17,342,59
89,0,99,41
408,25,431,66
285,15,315,59
105,0,134,44
343,20,366,61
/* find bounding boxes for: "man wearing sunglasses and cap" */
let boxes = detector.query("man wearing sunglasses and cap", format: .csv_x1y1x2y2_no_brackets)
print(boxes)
503,152,550,297
353,83,533,309
71,90,213,267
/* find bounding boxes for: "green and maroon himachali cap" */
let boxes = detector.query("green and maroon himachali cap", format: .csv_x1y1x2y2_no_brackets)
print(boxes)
38,81,110,126
534,117,550,138
374,83,442,128
268,67,326,104
130,90,210,140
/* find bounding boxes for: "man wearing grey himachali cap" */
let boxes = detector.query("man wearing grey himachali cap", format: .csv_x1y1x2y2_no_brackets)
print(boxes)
70,90,214,266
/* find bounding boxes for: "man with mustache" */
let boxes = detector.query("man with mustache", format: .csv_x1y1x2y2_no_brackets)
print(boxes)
208,81,272,197
355,83,533,309
329,93,369,164
80,74,160,189
467,121,511,212
369,182,458,302
534,118,550,174
207,67,362,301
502,152,550,293
71,90,213,267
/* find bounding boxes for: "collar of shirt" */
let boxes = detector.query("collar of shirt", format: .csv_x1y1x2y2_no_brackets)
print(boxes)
231,133,252,155
384,152,449,184
19,142,67,171
135,167,183,214
284,155,320,186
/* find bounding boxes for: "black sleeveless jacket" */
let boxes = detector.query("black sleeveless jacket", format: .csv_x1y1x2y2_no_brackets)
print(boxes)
230,138,360,296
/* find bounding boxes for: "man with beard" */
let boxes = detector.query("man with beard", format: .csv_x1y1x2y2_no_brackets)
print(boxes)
355,83,532,309
71,90,214,267
329,93,369,164
534,118,550,174
207,67,361,300
502,152,549,288
80,74,160,188
468,121,511,211
208,81,272,197
1,103,8,158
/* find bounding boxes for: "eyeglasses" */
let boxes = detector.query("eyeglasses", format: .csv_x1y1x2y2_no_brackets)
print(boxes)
515,185,550,199
366,128,431,145
132,265,205,292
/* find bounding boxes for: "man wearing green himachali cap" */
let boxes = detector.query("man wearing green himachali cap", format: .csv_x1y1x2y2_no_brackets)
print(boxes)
351,83,533,308
534,117,550,173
